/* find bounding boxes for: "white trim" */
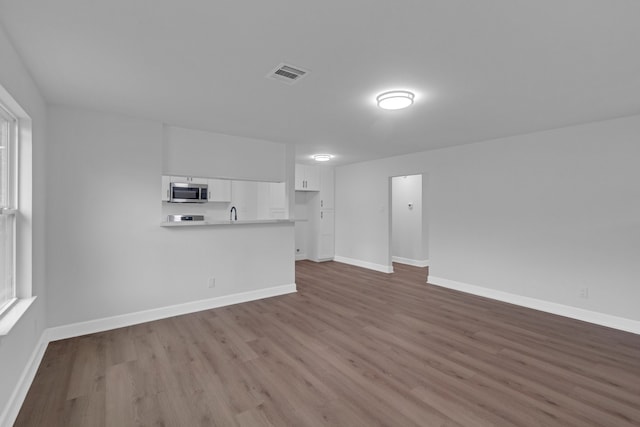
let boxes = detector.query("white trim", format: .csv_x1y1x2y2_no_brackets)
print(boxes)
295,253,307,261
334,255,393,274
429,276,640,335
0,297,36,336
48,283,297,341
392,256,429,267
0,329,49,427
309,258,334,263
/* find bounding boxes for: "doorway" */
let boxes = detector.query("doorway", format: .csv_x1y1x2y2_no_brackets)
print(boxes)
390,174,429,269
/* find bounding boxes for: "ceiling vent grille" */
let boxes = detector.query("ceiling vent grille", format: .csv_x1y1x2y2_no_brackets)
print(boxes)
267,63,310,85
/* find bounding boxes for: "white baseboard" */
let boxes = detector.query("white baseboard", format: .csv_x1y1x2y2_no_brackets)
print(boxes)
429,276,640,335
308,257,334,263
392,256,429,267
48,283,297,341
295,254,307,261
0,330,49,427
334,255,393,274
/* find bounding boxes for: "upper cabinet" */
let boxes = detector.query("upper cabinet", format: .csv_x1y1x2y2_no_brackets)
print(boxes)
257,182,287,219
295,164,320,191
208,178,232,202
171,176,208,184
161,175,171,201
294,164,334,206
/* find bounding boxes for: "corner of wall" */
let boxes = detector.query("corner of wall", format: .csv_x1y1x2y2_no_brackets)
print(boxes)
334,255,393,274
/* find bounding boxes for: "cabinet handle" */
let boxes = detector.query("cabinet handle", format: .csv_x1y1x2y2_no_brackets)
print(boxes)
321,200,323,208
321,211,323,219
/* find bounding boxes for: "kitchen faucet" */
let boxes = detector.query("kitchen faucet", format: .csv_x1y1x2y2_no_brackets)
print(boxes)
230,206,237,221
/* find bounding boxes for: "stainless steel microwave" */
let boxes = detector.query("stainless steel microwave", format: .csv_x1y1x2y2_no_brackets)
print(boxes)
169,182,208,203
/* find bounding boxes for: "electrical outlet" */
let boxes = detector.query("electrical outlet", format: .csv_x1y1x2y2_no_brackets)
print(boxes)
208,277,216,288
579,288,589,299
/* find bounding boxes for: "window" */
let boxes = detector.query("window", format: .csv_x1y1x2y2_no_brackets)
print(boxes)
0,103,16,316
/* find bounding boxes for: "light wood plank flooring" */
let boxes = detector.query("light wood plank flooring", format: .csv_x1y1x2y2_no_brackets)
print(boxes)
15,261,640,426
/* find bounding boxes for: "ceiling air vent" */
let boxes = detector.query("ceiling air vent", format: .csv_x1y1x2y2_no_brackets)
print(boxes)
267,63,310,85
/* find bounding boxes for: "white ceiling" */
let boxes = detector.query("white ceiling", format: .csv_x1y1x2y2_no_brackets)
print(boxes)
1,0,640,165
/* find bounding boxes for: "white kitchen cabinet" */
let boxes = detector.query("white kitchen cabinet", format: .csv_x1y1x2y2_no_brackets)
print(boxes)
161,175,171,201
307,206,334,262
318,167,334,209
298,166,335,262
257,181,287,219
295,164,320,191
208,178,232,202
295,164,305,190
171,176,208,184
316,209,335,260
268,182,286,209
266,182,287,218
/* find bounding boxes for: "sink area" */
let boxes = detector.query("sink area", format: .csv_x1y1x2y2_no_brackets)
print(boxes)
160,219,294,227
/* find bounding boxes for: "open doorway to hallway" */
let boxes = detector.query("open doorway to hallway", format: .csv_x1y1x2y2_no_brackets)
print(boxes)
390,174,429,275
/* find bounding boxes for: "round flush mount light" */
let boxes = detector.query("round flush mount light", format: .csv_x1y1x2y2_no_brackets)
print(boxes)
312,154,333,162
376,90,415,110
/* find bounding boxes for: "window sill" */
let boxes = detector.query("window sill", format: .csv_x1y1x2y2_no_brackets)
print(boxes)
0,297,37,336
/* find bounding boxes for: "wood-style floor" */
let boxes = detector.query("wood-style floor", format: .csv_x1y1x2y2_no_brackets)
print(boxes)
15,261,640,426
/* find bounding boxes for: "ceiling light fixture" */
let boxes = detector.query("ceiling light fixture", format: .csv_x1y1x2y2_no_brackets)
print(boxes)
376,90,415,110
312,154,333,162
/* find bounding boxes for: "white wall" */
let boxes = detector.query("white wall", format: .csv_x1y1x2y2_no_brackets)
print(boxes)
0,24,47,424
391,174,426,264
163,125,286,182
46,106,294,327
336,115,640,322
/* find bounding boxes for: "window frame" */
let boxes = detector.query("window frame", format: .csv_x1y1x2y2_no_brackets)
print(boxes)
0,82,35,337
0,102,18,317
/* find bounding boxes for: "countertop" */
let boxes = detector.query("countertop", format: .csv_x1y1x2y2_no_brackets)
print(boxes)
160,219,295,227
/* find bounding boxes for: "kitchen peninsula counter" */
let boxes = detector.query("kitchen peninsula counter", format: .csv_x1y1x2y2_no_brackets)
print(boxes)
160,219,294,227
